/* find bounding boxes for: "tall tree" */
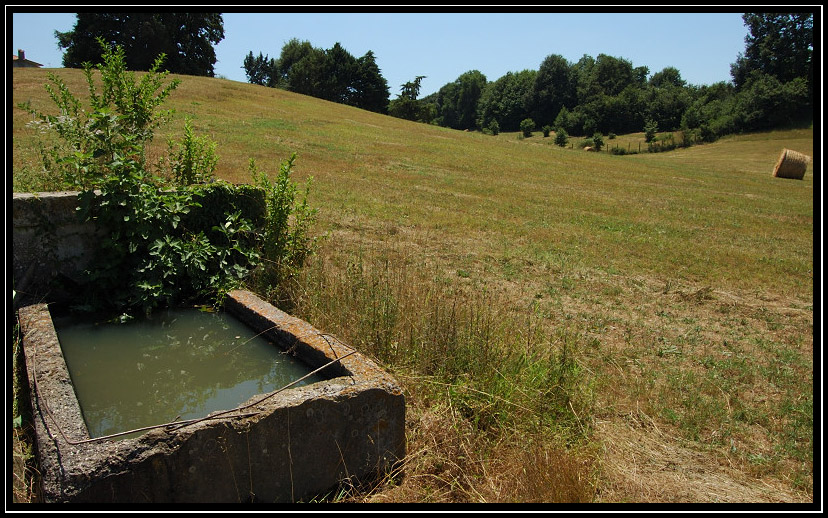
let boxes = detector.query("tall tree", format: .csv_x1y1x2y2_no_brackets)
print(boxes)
320,42,357,104
350,51,390,114
436,70,487,130
729,12,814,125
476,70,536,132
646,67,690,131
285,43,329,97
593,54,636,97
56,13,224,77
249,40,389,113
730,12,813,90
530,54,576,128
243,51,278,86
649,66,686,89
388,76,428,121
275,38,315,87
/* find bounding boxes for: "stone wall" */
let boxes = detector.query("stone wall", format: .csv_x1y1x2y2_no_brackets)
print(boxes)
12,186,266,308
12,191,103,308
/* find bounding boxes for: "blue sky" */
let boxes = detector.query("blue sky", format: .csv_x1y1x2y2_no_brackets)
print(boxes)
9,11,750,97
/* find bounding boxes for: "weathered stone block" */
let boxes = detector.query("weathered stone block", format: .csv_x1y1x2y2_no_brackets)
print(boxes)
18,290,405,503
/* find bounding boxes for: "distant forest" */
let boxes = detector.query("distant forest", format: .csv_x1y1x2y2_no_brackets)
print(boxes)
243,13,813,143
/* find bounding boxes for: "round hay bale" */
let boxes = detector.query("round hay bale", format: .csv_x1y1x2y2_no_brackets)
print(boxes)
772,148,811,179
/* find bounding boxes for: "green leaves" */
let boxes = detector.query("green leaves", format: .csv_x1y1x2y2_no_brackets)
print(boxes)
22,41,316,318
163,117,218,186
249,153,319,296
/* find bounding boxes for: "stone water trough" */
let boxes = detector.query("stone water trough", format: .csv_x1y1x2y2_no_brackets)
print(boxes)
13,192,406,503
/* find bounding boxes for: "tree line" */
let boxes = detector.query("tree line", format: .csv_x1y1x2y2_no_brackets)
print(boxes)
242,39,390,114
54,13,814,142
419,12,813,142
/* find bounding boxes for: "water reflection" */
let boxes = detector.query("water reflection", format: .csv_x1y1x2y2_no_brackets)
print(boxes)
54,308,327,438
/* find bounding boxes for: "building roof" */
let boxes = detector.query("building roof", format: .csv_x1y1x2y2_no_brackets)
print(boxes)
13,50,43,67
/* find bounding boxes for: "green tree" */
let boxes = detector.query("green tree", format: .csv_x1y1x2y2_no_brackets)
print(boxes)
554,106,573,133
350,50,390,113
388,76,429,122
436,70,488,130
318,42,358,104
274,38,315,87
644,118,659,143
554,128,569,147
734,72,810,131
591,132,604,151
681,81,738,141
285,43,329,98
476,70,536,132
646,68,691,132
56,13,225,77
520,118,535,137
730,13,813,90
243,51,278,86
571,53,651,134
593,54,636,97
529,54,576,128
573,54,598,104
649,66,686,89
266,40,388,113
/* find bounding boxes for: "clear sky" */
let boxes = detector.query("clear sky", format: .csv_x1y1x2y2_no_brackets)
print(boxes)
9,10,751,97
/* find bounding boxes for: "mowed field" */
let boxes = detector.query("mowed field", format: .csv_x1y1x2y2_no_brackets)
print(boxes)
12,68,815,504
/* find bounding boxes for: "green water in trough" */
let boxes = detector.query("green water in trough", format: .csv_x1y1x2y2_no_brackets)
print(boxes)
53,307,328,439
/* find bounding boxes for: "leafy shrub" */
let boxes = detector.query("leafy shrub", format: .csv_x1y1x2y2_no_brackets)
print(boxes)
644,118,658,143
554,128,569,147
520,118,535,137
19,40,317,317
159,117,219,186
592,132,604,152
249,154,319,303
19,38,180,190
541,125,552,137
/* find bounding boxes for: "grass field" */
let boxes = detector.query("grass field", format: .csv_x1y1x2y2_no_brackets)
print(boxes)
11,68,815,504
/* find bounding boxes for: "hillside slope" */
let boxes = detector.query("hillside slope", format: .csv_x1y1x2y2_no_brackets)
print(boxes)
12,68,815,504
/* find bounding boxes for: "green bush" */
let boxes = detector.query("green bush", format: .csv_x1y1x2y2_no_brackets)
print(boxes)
160,117,219,186
644,118,658,143
520,118,535,137
592,132,604,152
554,128,569,147
19,38,180,191
249,154,319,303
541,125,552,137
19,40,317,317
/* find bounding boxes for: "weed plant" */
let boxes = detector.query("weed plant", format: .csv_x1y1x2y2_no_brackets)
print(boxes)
16,41,316,318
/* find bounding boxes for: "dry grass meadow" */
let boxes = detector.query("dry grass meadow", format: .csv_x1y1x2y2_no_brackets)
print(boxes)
11,68,815,505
